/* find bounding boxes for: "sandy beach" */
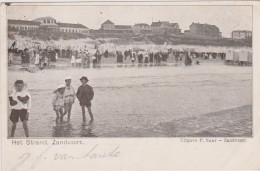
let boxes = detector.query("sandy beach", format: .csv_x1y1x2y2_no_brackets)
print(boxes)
7,63,252,137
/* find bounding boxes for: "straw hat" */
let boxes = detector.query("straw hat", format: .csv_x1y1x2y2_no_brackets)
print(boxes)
65,76,72,80
53,84,65,93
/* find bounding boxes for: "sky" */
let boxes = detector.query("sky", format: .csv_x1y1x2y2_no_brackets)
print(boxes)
7,5,252,38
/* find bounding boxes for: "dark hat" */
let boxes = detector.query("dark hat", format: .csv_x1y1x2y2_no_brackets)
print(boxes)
15,80,24,85
80,76,89,81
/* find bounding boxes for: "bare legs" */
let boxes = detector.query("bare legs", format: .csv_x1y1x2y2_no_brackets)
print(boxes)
87,106,94,121
64,104,73,120
81,105,93,121
23,121,29,137
81,106,86,120
11,123,16,137
55,108,64,122
11,121,29,137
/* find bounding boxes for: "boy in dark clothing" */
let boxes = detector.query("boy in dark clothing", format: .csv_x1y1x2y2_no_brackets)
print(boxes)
76,76,94,121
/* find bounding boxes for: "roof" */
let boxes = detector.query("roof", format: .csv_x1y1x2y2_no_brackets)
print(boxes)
114,25,132,30
102,20,114,25
151,21,169,27
57,23,89,29
233,30,252,33
169,23,178,26
34,17,56,21
8,19,40,26
134,23,149,27
151,22,163,27
190,22,219,31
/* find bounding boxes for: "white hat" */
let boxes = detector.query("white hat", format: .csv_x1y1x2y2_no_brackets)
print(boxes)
53,84,65,93
65,76,72,80
57,84,65,89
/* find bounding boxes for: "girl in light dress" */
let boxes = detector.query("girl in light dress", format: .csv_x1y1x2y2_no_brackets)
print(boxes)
71,50,76,67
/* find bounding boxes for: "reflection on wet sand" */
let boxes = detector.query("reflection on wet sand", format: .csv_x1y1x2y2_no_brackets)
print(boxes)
80,120,96,137
8,66,252,137
52,121,74,137
52,120,95,137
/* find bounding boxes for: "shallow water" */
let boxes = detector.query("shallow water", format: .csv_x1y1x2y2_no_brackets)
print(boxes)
7,64,252,137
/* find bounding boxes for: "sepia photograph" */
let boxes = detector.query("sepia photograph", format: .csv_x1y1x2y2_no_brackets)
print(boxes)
6,4,253,138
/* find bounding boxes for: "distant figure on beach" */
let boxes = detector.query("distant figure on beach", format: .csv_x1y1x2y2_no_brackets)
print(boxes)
144,53,149,64
52,84,65,122
95,50,102,67
117,51,123,63
76,51,82,68
175,52,179,64
185,54,192,66
104,49,109,58
63,76,76,120
149,52,154,63
35,50,40,71
138,53,143,64
76,76,94,121
86,51,91,68
71,50,76,67
131,52,136,64
9,80,31,137
28,50,36,73
124,50,128,60
81,51,87,68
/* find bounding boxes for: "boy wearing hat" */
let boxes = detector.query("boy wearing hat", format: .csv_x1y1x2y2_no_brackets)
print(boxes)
76,76,94,121
9,80,31,137
63,76,76,120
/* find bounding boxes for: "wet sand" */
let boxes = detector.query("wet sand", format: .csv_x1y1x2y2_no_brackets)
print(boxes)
7,64,252,137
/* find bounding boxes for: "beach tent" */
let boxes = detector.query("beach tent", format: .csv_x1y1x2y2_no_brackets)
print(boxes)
98,43,116,54
226,49,239,62
248,50,252,64
239,50,248,62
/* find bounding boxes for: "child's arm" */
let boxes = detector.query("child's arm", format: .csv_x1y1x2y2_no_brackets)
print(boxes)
72,87,76,101
52,93,58,107
89,87,94,100
27,92,32,113
9,89,18,106
76,87,81,100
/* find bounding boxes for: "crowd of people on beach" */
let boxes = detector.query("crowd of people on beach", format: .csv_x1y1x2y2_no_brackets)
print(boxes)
9,76,94,137
70,49,102,68
9,47,59,72
8,44,205,72
8,42,231,75
116,49,170,64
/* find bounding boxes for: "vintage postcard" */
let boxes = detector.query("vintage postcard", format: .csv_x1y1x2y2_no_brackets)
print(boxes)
1,1,260,170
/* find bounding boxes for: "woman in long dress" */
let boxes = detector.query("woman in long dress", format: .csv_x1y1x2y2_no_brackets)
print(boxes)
71,50,76,67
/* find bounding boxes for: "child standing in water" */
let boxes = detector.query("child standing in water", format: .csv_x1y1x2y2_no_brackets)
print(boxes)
76,76,94,121
52,84,65,122
63,76,76,120
9,80,31,137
